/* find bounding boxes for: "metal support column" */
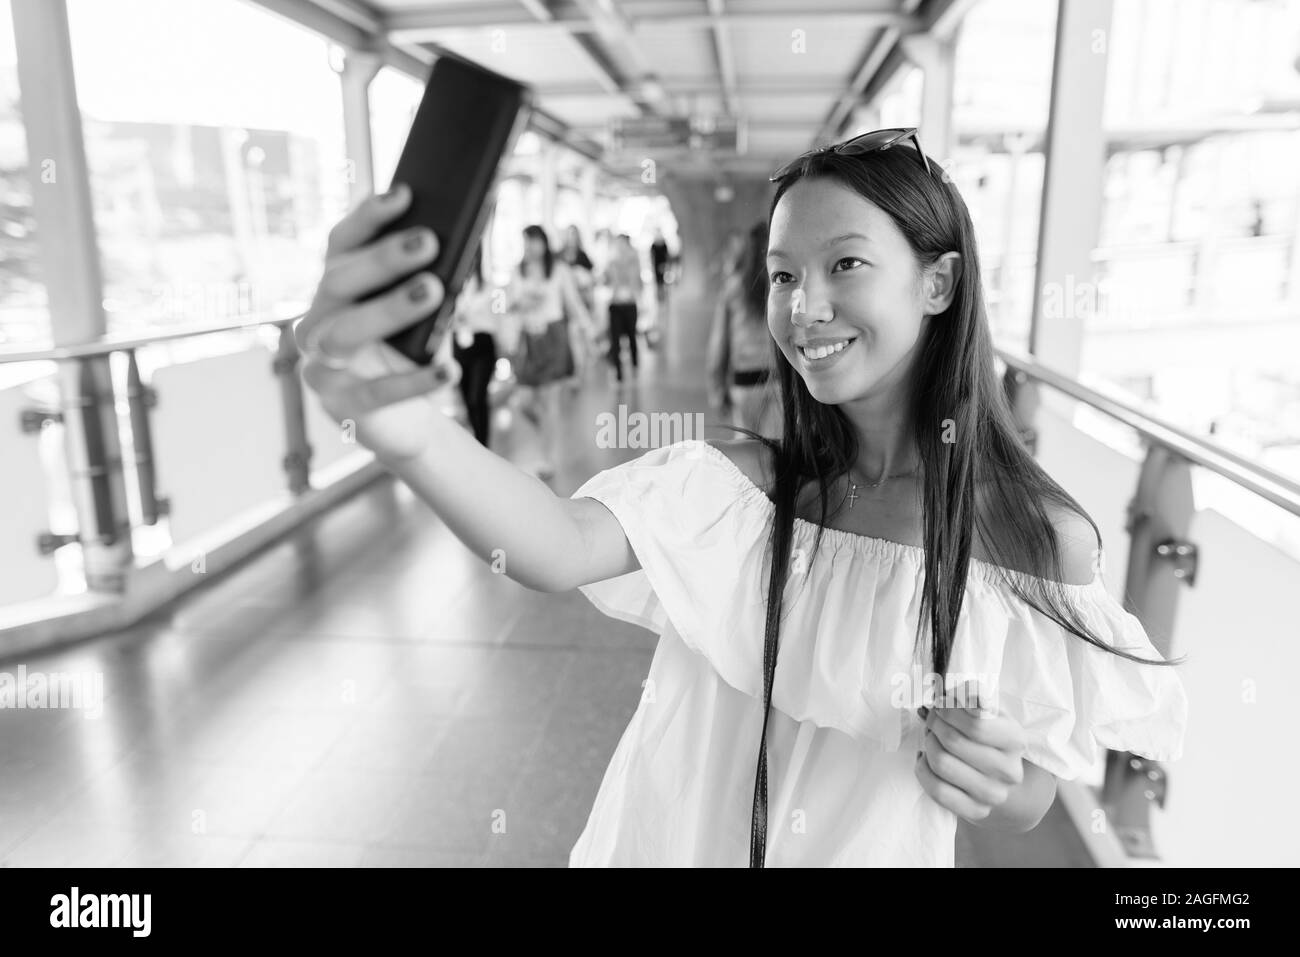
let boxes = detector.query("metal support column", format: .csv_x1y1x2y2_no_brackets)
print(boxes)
899,31,956,163
273,325,312,495
338,48,382,203
1106,442,1196,858
579,162,597,239
12,0,133,591
124,349,166,525
1028,0,1114,381
539,139,559,236
1001,368,1041,455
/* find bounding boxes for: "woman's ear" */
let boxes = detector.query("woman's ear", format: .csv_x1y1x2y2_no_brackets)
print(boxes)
923,252,963,316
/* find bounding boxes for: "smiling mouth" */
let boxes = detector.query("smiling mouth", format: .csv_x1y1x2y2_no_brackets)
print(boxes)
796,337,858,361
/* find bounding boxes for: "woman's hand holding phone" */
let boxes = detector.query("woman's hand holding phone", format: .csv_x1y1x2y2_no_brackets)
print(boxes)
293,183,639,597
295,183,455,464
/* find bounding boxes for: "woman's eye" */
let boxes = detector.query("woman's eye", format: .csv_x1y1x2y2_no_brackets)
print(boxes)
769,271,794,286
831,257,865,273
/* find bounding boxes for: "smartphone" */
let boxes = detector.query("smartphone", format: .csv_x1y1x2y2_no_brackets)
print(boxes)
372,52,533,365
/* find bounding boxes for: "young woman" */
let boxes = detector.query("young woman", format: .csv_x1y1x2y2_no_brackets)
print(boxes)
293,130,1187,867
714,227,746,284
707,220,779,438
558,224,598,389
505,224,592,479
450,246,497,447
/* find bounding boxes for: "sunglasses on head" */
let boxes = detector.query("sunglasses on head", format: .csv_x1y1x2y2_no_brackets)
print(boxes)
770,127,933,182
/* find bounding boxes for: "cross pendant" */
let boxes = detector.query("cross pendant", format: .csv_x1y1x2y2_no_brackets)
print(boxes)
847,484,859,509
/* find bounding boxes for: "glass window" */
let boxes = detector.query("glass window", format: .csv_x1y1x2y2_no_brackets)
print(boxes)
369,65,422,192
949,0,1059,349
1092,0,1300,483
66,0,349,336
488,173,527,282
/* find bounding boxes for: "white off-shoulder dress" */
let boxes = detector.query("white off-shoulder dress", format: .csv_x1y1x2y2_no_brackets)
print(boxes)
567,439,1188,867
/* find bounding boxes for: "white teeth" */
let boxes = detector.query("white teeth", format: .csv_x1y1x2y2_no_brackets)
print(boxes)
799,340,852,360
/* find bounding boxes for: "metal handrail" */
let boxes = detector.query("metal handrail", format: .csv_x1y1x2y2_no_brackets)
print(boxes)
998,347,1300,518
2,323,1295,517
0,313,301,365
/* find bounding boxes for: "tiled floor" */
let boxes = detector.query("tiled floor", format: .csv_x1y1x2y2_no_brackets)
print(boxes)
0,350,684,868
0,333,1092,867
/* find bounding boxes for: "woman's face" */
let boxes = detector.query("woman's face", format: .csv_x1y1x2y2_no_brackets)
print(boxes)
766,177,931,407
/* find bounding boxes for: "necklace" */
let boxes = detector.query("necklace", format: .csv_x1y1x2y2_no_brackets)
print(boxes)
845,463,921,509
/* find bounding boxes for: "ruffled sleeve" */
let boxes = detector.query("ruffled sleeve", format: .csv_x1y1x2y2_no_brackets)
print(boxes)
568,439,767,647
570,439,922,748
947,572,1189,781
570,439,1189,781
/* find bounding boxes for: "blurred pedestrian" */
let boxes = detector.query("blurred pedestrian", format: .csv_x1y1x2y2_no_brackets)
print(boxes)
559,224,599,390
707,220,778,437
451,245,498,447
507,224,592,479
605,233,642,385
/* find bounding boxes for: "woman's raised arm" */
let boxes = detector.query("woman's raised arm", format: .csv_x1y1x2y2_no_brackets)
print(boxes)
295,187,639,592
382,415,641,592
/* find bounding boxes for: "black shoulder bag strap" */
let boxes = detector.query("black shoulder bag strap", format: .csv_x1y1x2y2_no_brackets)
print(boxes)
749,451,792,868
749,614,780,867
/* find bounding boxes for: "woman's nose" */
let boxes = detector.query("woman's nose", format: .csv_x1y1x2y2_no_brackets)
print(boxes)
790,287,834,324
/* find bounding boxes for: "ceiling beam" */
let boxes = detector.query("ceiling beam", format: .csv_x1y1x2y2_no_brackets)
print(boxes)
812,0,923,145
403,39,607,167
814,0,979,145
570,118,816,133
569,0,668,113
635,10,916,31
814,26,900,144
384,2,548,33
526,104,608,164
921,0,983,37
384,6,918,36
605,157,779,175
304,0,382,32
246,0,428,78
247,0,369,47
538,80,845,98
511,0,623,99
242,1,621,181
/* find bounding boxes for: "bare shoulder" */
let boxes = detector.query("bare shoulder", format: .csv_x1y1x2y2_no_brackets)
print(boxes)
1046,504,1102,586
707,438,775,500
974,480,1100,586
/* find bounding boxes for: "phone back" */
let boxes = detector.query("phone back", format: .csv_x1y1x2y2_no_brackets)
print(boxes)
374,53,532,365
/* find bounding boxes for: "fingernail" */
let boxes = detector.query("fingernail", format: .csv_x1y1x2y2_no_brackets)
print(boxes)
409,276,429,302
403,229,427,253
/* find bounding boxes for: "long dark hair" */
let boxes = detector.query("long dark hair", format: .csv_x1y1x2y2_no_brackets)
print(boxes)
561,225,587,260
739,220,768,322
728,145,1181,694
520,224,554,278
